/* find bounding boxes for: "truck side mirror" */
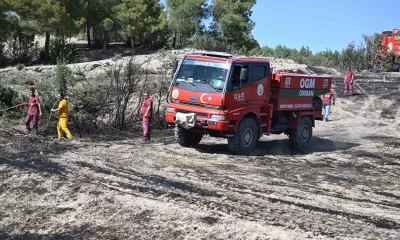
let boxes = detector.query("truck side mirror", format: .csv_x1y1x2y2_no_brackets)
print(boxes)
240,68,248,82
172,60,178,78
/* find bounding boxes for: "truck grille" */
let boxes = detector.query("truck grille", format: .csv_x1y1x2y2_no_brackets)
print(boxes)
175,109,208,117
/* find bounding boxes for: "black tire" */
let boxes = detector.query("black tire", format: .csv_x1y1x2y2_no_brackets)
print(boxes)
175,125,202,147
228,117,258,155
393,57,400,72
288,116,312,151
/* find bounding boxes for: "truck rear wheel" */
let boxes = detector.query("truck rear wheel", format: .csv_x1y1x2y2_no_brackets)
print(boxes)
288,116,312,151
175,125,202,147
228,117,258,155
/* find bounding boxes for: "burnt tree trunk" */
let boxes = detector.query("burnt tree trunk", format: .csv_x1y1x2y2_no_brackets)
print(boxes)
103,32,107,51
86,20,91,48
172,31,176,49
44,31,50,60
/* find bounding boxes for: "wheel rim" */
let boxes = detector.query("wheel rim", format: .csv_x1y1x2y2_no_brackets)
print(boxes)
242,128,253,147
301,126,309,141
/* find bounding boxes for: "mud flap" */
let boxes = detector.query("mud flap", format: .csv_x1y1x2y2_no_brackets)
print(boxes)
175,112,196,129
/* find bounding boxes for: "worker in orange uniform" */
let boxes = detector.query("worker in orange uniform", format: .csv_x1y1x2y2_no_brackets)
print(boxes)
344,67,354,96
51,92,73,141
140,92,153,142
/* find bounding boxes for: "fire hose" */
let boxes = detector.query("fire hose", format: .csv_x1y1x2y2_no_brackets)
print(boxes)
1,99,174,140
1,99,149,137
39,100,59,133
0,100,59,133
0,102,28,112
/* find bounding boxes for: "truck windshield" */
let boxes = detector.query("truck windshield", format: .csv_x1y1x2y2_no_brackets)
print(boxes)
174,59,230,93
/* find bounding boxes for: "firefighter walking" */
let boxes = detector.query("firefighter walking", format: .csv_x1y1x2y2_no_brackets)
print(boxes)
321,88,335,122
51,92,73,140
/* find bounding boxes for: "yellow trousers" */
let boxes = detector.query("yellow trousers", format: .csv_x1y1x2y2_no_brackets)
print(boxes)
57,118,73,139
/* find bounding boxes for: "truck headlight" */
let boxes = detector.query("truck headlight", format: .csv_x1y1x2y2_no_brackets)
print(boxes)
210,114,225,121
166,107,175,113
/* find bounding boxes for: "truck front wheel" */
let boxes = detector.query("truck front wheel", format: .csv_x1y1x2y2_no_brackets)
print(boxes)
175,125,203,147
228,117,258,155
288,116,312,151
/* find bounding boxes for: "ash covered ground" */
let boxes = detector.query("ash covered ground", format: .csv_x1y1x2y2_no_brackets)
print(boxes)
0,72,399,240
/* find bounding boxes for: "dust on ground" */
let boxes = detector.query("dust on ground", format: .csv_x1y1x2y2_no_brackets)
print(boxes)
1,60,400,239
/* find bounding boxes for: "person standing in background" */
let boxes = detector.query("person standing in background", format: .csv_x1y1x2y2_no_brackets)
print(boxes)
140,92,153,142
344,67,354,96
25,87,42,135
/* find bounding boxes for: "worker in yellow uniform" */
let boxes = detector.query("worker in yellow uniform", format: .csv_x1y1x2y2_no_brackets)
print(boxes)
51,92,73,140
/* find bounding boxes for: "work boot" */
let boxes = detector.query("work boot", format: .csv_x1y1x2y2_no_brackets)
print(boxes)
55,137,67,142
139,138,150,144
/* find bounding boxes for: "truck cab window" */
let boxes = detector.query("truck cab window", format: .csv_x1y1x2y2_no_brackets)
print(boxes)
253,65,267,81
230,64,249,90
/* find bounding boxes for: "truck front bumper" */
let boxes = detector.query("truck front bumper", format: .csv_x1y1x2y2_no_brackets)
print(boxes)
165,105,230,132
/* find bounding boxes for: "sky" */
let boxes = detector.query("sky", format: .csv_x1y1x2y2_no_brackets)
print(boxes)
251,0,400,53
161,0,400,53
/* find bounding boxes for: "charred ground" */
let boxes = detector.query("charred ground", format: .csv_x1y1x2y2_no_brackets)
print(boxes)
0,72,399,240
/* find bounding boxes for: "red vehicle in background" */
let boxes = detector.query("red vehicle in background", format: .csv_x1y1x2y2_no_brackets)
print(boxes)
372,28,400,72
165,51,332,155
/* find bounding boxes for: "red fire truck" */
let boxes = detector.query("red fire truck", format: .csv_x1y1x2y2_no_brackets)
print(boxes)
165,51,332,155
372,29,400,72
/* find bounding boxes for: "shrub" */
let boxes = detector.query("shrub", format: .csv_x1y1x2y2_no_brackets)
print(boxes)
50,37,77,64
67,74,111,134
55,60,76,94
0,85,28,118
16,63,24,71
1,16,40,67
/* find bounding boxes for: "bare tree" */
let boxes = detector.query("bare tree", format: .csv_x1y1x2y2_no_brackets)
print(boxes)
107,57,148,129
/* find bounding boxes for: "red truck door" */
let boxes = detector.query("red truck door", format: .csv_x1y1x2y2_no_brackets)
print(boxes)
223,62,272,133
224,62,270,107
248,63,270,104
224,63,251,110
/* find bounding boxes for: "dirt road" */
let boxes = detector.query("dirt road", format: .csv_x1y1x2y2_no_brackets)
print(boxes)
0,73,399,240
